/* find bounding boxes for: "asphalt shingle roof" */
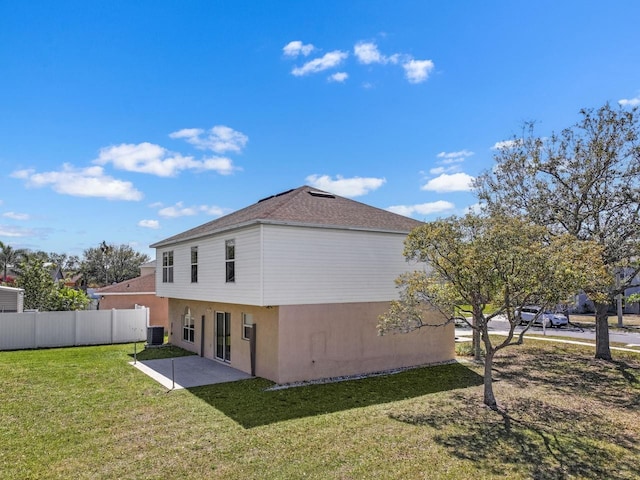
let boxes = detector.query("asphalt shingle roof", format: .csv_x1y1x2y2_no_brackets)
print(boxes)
150,185,423,248
95,273,156,293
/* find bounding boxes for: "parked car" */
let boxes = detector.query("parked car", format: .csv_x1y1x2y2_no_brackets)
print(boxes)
517,306,568,328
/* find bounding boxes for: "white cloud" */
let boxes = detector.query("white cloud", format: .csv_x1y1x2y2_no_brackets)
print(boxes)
285,40,435,85
387,200,455,217
306,174,386,197
354,42,384,64
11,164,143,201
619,95,640,107
283,41,315,57
354,42,401,65
421,172,474,193
138,219,160,229
199,205,226,216
157,202,226,218
428,149,474,175
436,150,474,163
292,51,349,76
2,212,30,220
0,224,36,237
95,142,236,177
158,202,198,218
491,139,518,150
168,127,202,139
429,167,447,175
464,203,483,215
329,72,348,83
170,125,248,154
403,59,434,84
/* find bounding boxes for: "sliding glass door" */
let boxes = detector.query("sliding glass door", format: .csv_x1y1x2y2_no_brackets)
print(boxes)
215,311,231,362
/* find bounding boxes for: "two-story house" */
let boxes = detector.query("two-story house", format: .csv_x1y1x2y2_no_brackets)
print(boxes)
151,185,454,384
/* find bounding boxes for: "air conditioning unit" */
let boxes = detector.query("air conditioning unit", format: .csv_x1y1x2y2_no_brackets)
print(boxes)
146,326,164,346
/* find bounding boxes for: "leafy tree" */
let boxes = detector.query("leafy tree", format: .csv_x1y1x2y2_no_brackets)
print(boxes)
476,103,640,360
378,214,607,409
47,252,81,274
49,285,90,311
80,242,150,287
16,256,56,310
0,241,27,282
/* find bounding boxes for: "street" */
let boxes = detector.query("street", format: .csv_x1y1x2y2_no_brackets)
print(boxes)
455,316,640,348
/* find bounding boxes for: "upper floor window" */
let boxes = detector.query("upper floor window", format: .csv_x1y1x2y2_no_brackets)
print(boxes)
162,251,174,283
191,246,198,283
225,239,235,283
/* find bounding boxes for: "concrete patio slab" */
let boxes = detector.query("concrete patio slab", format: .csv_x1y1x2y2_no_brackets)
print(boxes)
130,355,252,390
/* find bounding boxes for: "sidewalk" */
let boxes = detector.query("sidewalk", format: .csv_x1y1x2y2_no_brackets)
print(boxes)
455,328,640,354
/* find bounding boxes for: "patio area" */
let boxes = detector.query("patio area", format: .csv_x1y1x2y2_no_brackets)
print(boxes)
131,355,252,390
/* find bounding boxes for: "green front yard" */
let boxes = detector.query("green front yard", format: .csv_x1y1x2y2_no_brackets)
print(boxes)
1,340,639,479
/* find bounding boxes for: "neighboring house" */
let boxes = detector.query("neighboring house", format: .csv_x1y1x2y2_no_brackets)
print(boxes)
95,260,168,329
47,264,64,283
574,291,640,316
151,185,454,384
0,285,24,313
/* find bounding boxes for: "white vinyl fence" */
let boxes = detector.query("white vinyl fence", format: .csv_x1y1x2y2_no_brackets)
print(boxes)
0,308,148,351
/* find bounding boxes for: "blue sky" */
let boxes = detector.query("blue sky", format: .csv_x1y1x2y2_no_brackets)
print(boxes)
1,1,639,259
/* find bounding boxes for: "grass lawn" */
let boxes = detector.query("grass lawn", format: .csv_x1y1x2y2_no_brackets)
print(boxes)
1,341,639,479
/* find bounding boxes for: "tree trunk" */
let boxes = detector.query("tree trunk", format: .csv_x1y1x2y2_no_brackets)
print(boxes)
473,317,482,362
594,301,612,361
472,309,482,363
483,349,497,409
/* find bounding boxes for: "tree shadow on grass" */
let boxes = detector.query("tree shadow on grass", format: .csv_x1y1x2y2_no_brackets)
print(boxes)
492,346,640,411
187,362,483,428
390,393,640,480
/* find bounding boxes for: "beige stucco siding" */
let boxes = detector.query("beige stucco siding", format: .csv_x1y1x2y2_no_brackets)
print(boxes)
166,299,280,380
166,300,453,385
275,302,454,384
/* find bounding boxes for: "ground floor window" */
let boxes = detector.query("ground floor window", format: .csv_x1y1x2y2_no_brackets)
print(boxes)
242,313,254,340
183,307,194,343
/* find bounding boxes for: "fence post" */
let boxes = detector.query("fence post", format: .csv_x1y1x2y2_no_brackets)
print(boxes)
33,311,38,349
74,310,79,346
111,309,116,344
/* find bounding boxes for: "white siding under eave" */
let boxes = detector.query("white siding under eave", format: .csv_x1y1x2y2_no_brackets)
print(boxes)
155,225,262,305
261,224,422,305
0,287,23,313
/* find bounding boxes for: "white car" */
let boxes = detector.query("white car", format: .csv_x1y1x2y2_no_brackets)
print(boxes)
517,306,568,328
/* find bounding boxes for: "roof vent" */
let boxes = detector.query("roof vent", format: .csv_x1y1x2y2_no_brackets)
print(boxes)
308,191,335,199
258,188,295,203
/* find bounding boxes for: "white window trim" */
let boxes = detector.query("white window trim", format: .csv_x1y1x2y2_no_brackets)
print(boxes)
191,246,198,283
183,308,194,343
242,313,254,341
